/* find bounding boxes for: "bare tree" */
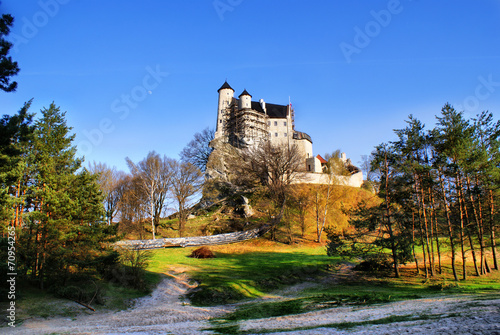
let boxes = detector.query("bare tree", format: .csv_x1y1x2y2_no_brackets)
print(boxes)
315,150,349,243
169,160,204,237
180,127,215,172
88,162,126,224
290,185,312,238
126,152,172,239
116,174,147,238
235,141,304,239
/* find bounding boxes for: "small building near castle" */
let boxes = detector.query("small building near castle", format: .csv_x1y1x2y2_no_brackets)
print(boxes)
213,81,363,187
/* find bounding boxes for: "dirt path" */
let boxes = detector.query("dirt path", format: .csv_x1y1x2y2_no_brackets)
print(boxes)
5,270,500,335
7,271,232,335
239,295,500,335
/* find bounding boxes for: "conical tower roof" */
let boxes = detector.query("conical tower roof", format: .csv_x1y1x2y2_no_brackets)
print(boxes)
238,89,252,98
217,80,234,92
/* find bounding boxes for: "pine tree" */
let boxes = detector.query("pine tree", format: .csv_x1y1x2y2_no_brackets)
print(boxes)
0,14,20,92
17,103,114,288
0,101,34,229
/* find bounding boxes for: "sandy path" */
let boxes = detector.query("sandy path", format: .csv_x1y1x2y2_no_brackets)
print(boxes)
4,271,500,335
6,272,232,335
241,295,500,335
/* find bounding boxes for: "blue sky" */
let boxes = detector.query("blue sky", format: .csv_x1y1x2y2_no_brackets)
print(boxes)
2,0,500,172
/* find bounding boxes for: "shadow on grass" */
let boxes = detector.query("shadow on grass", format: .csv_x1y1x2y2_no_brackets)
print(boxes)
186,250,334,306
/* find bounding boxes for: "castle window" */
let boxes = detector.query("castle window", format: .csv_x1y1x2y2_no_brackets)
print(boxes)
284,133,287,137
268,121,270,126
275,132,278,137
284,122,287,126
274,121,278,126
220,120,222,123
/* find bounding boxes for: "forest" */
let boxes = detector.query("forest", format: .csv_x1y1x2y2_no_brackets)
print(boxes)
329,104,500,281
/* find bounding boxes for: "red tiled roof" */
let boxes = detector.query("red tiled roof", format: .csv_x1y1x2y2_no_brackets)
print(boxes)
316,155,327,164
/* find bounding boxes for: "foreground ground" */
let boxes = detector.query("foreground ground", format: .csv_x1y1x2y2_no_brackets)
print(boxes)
4,241,500,334
6,272,500,335
6,273,500,335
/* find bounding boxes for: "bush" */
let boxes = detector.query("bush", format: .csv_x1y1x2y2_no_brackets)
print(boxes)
189,247,215,259
100,247,153,291
354,255,392,272
53,280,105,305
96,250,120,279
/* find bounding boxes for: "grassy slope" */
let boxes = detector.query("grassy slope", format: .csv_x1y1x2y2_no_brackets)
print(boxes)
149,241,335,305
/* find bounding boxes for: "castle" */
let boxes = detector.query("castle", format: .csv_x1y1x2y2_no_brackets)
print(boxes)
213,81,363,187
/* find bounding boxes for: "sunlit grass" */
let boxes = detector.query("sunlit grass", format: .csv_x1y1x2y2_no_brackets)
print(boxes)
148,240,336,305
147,236,500,309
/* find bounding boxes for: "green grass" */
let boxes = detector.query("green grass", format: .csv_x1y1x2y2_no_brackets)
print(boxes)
148,242,335,305
148,239,500,308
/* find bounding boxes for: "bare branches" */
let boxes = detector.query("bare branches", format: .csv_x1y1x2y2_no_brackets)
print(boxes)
180,127,215,172
169,160,203,237
125,151,173,239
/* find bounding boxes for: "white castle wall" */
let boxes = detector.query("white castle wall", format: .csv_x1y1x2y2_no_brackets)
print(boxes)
294,171,364,188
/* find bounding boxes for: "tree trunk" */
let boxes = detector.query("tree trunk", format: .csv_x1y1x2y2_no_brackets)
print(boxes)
469,176,486,275
430,189,442,274
456,174,467,280
439,174,458,281
411,212,420,275
317,182,332,243
418,178,434,276
150,193,156,239
489,190,498,270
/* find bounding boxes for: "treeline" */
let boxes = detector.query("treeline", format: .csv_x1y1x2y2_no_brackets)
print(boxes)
89,151,203,240
330,104,499,280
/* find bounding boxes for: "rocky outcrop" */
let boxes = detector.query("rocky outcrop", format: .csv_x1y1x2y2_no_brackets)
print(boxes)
205,137,241,184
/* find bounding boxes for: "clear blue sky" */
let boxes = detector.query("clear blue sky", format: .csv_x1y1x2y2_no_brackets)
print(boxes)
2,0,500,173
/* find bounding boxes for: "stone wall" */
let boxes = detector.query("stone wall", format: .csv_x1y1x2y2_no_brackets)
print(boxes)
294,171,364,188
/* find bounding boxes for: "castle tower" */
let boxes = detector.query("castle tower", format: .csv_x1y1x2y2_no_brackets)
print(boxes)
238,89,252,110
215,81,234,139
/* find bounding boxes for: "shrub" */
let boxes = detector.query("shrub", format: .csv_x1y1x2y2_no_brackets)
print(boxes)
54,280,105,305
189,247,215,259
354,255,392,272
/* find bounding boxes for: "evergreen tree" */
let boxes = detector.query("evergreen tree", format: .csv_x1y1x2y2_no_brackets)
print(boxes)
0,14,20,92
0,100,34,228
17,103,115,288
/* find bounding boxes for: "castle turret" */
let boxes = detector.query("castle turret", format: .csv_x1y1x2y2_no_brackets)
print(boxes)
215,81,234,139
238,89,252,110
